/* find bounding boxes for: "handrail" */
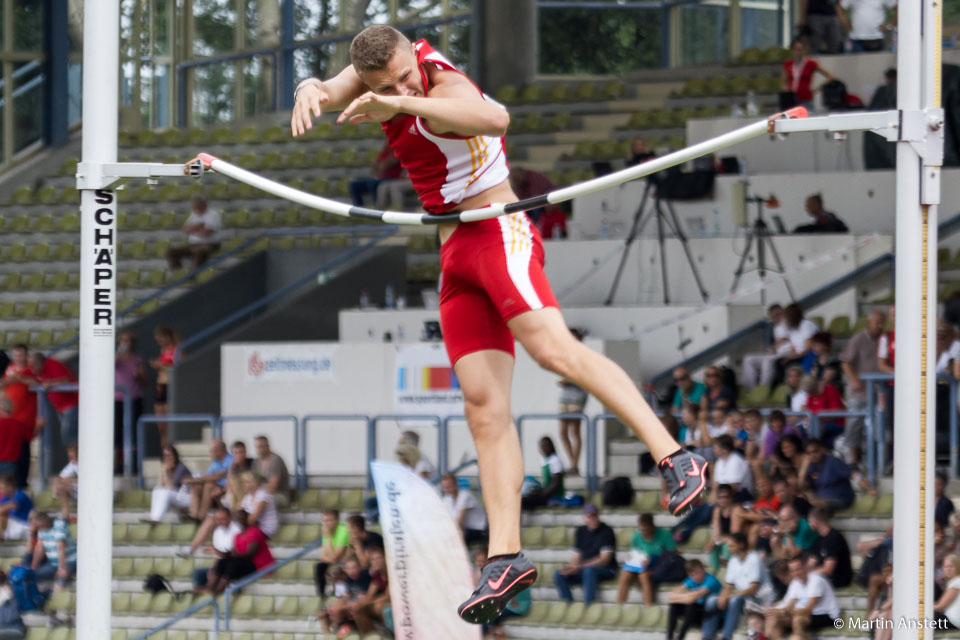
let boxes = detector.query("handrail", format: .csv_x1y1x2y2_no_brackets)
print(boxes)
137,414,219,488
130,594,220,640
301,415,372,491
177,225,397,355
222,536,327,631
217,414,301,489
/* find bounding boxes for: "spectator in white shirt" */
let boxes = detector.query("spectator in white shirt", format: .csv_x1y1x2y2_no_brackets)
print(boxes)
764,556,840,639
440,474,488,545
53,444,78,521
702,533,767,640
166,195,222,271
836,0,896,52
742,304,793,388
780,304,819,369
149,445,193,524
397,431,436,480
713,435,753,502
193,507,242,592
935,554,960,630
239,471,279,538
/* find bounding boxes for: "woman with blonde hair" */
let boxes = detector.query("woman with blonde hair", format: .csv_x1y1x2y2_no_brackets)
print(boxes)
239,471,278,538
934,554,960,629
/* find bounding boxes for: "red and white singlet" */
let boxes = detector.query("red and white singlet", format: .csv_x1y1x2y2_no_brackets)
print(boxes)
381,40,510,214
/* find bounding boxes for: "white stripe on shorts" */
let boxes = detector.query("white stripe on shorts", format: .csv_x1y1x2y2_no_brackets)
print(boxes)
497,212,543,311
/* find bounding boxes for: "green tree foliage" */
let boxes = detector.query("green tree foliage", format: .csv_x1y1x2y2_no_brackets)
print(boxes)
539,7,662,75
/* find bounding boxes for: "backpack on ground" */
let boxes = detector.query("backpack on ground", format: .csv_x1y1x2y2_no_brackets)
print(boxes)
8,566,47,612
602,476,634,507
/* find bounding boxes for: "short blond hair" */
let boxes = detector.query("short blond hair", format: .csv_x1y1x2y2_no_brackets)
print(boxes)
350,25,410,74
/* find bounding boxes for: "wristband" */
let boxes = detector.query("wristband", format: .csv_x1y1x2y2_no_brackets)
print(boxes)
294,78,322,103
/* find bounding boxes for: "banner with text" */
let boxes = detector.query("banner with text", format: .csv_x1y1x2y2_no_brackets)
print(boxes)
394,343,462,416
372,461,481,640
243,344,337,383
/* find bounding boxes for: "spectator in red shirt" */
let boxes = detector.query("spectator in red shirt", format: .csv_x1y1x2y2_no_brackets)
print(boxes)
208,510,274,594
0,397,31,477
801,375,846,445
538,206,568,240
781,38,834,110
732,473,781,538
349,143,402,208
28,353,78,448
1,345,37,488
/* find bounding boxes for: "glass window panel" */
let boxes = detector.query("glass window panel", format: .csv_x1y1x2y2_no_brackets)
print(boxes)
155,0,172,56
68,62,82,126
246,0,282,47
293,0,336,41
192,62,236,124
679,4,730,66
13,0,43,51
13,61,44,153
741,4,780,50
293,43,337,83
243,55,275,116
539,7,662,74
192,0,237,56
153,63,170,128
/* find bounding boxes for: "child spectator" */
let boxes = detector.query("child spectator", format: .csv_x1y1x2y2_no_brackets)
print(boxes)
346,514,384,569
666,559,722,640
397,430,436,480
0,476,31,541
314,509,350,596
53,444,78,521
740,410,766,460
800,376,845,446
28,513,76,589
148,326,179,449
148,445,192,524
617,513,677,605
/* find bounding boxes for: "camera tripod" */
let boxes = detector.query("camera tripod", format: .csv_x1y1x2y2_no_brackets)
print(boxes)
729,195,796,302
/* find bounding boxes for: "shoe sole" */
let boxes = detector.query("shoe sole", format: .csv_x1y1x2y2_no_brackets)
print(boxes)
670,461,709,516
457,567,538,625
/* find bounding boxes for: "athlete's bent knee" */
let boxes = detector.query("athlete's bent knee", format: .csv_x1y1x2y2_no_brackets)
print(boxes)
463,398,511,437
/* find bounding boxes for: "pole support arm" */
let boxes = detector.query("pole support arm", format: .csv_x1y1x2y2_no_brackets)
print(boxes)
75,159,204,190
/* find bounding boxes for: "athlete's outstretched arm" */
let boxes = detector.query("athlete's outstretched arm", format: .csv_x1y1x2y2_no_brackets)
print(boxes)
338,70,509,138
290,65,368,137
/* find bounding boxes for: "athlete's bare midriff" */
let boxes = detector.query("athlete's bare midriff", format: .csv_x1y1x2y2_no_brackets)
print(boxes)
437,179,519,244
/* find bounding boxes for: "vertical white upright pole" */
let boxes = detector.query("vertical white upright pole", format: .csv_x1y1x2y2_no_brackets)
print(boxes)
76,0,118,638
892,0,938,634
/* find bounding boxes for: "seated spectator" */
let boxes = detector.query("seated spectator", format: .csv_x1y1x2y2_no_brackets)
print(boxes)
0,399,29,485
440,474,488,546
703,366,736,411
679,404,703,448
763,556,840,639
732,473,780,538
936,471,956,528
148,444,192,524
739,409,766,461
836,0,896,52
396,430,436,480
785,366,807,412
805,332,842,387
224,440,254,510
53,445,78,521
207,510,274,594
166,195,221,271
803,438,854,512
185,439,232,522
347,547,392,634
627,135,656,166
319,557,372,635
702,533,766,640
522,437,565,509
617,513,677,605
867,562,893,640
239,471,279,539
775,434,808,479
27,513,76,590
314,509,350,596
348,143,402,208
793,194,848,234
936,554,960,630
553,504,617,605
346,514,384,569
671,367,706,411
0,476,31,541
0,570,25,639
713,436,753,503
666,558,722,640
771,505,819,562
774,475,812,519
857,528,892,612
252,435,291,509
706,484,738,570
705,407,732,446
191,507,241,592
801,376,846,446
780,305,820,373
508,168,557,224
806,507,852,588
741,304,792,389
763,411,802,468
26,352,78,449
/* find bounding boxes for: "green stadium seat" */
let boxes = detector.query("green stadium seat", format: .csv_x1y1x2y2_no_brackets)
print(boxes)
582,602,604,626
574,83,599,102
616,527,633,548
150,238,173,259
173,556,196,577
494,85,517,104
524,601,549,623
743,384,771,407
319,489,341,510
32,330,53,349
28,242,51,261
6,215,28,233
545,526,568,549
5,330,29,346
111,630,128,640
729,74,751,94
837,494,876,517
297,595,322,616
640,606,664,628
827,315,851,337
618,603,643,627
522,526,545,547
769,384,791,406
45,590,74,612
543,601,567,625
297,560,314,582
112,592,132,612
233,594,255,617
130,592,154,614
275,594,299,617
4,243,26,262
151,591,175,614
111,523,128,542
53,241,77,261
874,493,893,515
299,523,322,544
140,268,167,288
679,527,711,551
341,488,364,511
275,524,300,545
520,85,543,103
9,186,32,204
54,328,78,346
14,301,38,319
133,557,155,577
0,301,12,320
808,315,824,329
600,602,622,627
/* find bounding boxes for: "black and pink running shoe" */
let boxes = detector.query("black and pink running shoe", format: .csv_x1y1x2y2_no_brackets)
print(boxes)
659,449,709,515
457,551,538,625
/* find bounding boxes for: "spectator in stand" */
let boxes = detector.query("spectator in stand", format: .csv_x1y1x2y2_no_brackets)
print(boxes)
166,195,221,271
704,366,736,411
775,434,808,480
348,142,402,208
702,533,766,640
803,438,854,512
806,507,852,588
782,38,836,112
793,194,848,234
314,509,350,596
627,136,656,166
508,168,557,225
347,547,392,634
185,439,232,523
705,407,732,446
252,435,291,509
318,556,372,634
741,304,792,389
840,310,884,467
877,305,895,374
558,329,589,473
191,506,240,592
397,430,436,480
522,437,565,509
114,330,146,473
867,563,893,640
0,570,26,639
706,484,738,571
936,554,960,630
936,471,956,528
805,332,841,387
149,445,193,524
740,409,766,461
671,366,706,411
836,0,896,52
149,326,179,449
440,474,488,546
346,514,384,569
207,510,274,594
617,512,678,605
801,375,845,446
780,305,820,373
28,513,76,590
771,505,820,562
239,471,279,538
679,404,703,448
798,0,843,54
0,476,31,541
0,399,30,480
763,411,802,469
224,440,255,510
666,558,722,640
27,353,78,449
732,473,781,538
774,475,813,519
1,345,37,488
53,444,78,521
785,366,807,411
553,504,618,605
936,319,960,378
713,435,754,503
763,556,840,639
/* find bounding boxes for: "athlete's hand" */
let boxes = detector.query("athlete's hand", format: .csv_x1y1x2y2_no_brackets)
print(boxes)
291,82,328,138
337,92,401,125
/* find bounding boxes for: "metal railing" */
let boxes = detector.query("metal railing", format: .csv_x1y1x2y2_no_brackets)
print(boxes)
301,414,372,490
216,414,301,488
136,414,218,488
130,594,220,640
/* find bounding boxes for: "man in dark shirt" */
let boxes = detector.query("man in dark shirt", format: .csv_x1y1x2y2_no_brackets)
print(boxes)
803,438,854,512
346,514,384,569
553,503,617,605
806,507,852,588
793,194,849,234
799,0,843,54
935,471,955,528
773,476,812,519
320,557,372,633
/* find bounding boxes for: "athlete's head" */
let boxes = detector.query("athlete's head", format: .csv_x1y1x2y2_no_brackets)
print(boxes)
350,25,424,98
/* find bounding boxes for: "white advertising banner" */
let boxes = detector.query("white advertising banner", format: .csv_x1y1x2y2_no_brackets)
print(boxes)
243,344,337,383
372,460,481,640
393,343,463,417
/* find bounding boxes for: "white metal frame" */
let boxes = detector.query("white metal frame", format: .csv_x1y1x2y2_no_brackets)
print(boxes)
77,0,938,633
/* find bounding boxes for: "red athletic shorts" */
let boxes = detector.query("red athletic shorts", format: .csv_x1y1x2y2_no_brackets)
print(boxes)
439,212,560,365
